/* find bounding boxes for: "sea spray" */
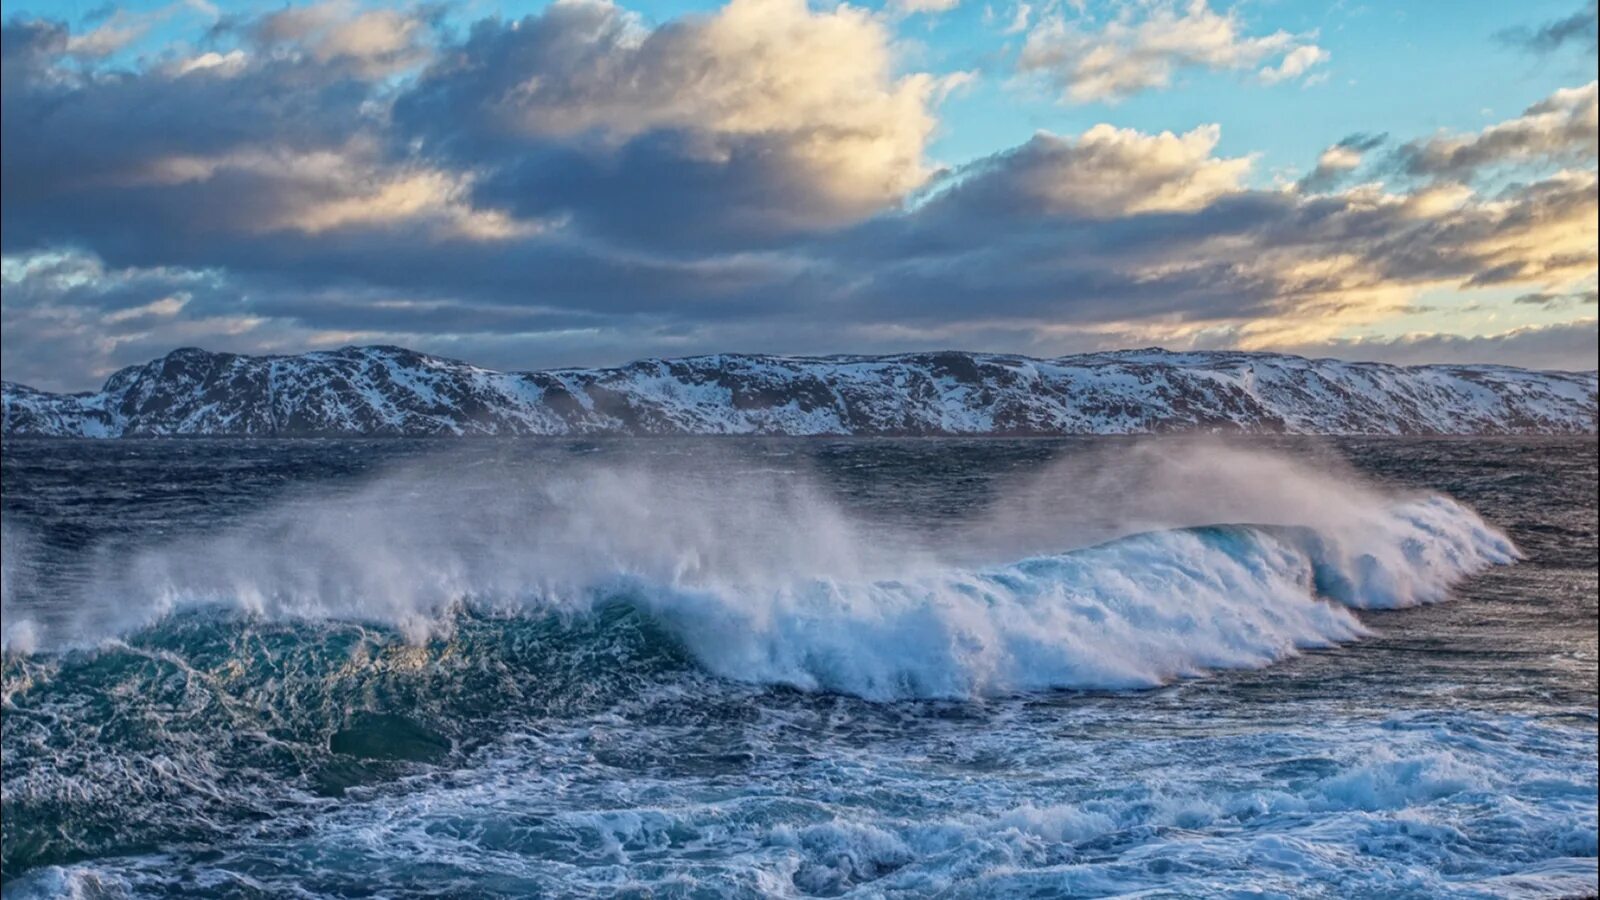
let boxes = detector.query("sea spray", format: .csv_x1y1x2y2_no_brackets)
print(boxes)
627,505,1513,699
2,440,1518,696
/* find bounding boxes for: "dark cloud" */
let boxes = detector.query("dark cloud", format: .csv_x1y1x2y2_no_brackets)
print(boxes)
1496,1,1598,55
1267,321,1599,372
465,130,883,252
1514,288,1600,308
1396,81,1597,180
0,16,391,257
0,18,68,83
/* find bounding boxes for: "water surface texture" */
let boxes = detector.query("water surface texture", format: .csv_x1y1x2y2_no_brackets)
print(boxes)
2,437,1596,898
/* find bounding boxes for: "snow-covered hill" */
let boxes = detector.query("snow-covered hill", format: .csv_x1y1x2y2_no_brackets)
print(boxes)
3,346,1595,437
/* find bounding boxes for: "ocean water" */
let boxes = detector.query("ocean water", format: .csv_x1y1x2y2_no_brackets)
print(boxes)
0,436,1595,899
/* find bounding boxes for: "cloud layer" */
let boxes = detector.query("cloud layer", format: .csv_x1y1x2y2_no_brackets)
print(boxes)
1,0,1596,390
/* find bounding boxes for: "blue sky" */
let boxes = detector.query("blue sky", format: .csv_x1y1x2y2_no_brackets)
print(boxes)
1,0,1595,388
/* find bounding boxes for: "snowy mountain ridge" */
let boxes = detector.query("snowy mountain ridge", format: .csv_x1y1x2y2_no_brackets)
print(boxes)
2,345,1595,437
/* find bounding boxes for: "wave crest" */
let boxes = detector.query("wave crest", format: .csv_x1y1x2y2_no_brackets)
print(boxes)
628,496,1516,699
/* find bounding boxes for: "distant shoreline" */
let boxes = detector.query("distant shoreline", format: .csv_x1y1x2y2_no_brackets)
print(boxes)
5,345,1596,438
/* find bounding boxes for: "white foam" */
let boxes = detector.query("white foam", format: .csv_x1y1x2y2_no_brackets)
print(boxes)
634,495,1513,699
19,709,1582,899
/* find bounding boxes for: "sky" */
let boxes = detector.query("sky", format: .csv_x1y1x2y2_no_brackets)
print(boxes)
1,0,1596,391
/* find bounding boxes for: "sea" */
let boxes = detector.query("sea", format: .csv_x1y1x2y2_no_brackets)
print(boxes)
1,436,1596,898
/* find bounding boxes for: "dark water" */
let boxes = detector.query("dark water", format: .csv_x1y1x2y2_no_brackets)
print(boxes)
1,437,1596,898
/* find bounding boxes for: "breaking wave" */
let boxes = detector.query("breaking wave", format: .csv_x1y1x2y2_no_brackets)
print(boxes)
629,498,1516,699
2,443,1519,699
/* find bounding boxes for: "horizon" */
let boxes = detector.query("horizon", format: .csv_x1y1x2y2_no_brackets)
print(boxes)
2,0,1598,392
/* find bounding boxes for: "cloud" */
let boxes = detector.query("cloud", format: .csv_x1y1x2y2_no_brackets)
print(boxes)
247,0,434,78
894,0,962,15
925,124,1253,217
0,249,623,391
0,5,545,261
394,0,960,247
175,49,248,75
816,129,1597,349
1514,287,1600,308
1017,0,1326,103
1399,81,1599,180
1299,133,1386,191
0,251,265,391
61,0,214,58
64,12,152,57
1496,1,1598,55
4,145,1596,387
1265,321,1599,371
1258,44,1329,85
1,16,382,215
1000,2,1032,35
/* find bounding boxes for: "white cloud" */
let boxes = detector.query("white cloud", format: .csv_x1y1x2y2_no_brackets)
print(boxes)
119,145,537,240
1259,44,1329,85
103,296,188,323
1297,133,1384,191
894,0,962,15
1315,144,1364,174
1018,0,1326,103
1003,2,1032,34
174,50,248,76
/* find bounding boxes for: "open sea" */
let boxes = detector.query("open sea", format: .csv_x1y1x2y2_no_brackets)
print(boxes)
1,436,1596,898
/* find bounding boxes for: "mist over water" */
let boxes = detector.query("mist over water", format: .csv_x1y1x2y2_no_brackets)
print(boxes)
1,437,1594,897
